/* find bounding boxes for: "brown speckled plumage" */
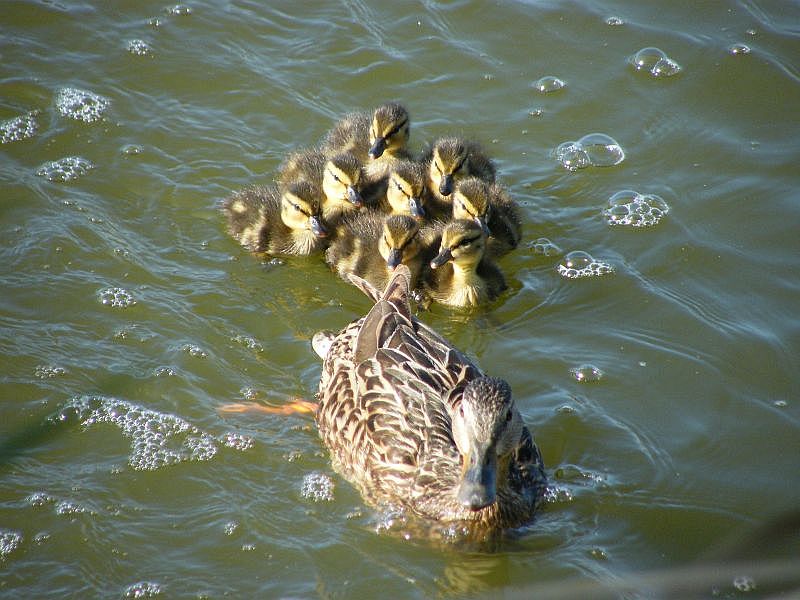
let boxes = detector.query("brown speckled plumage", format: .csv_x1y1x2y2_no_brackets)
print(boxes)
313,266,546,532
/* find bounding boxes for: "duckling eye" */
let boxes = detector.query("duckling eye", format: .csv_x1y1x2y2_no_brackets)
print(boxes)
459,405,465,418
329,169,342,183
434,162,443,175
292,203,302,212
505,410,513,423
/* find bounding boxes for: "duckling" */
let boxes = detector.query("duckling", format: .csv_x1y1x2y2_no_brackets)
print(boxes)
277,149,364,225
321,102,412,186
420,137,496,220
451,177,522,258
326,212,429,291
423,219,507,308
380,160,430,220
222,180,327,256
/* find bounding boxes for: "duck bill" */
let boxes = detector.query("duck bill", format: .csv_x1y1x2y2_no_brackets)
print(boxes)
409,198,425,218
347,185,363,208
309,216,327,238
438,174,454,196
457,443,497,511
386,248,402,270
475,216,490,236
430,248,453,269
368,137,386,159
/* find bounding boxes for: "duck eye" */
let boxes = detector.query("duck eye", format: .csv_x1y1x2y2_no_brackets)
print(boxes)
506,410,513,423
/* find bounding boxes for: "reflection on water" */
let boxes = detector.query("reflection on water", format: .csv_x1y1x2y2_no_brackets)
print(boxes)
1,0,799,597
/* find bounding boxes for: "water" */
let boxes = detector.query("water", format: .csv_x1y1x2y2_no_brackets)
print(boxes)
2,0,799,597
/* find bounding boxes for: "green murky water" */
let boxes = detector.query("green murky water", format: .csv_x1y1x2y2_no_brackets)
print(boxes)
2,1,799,597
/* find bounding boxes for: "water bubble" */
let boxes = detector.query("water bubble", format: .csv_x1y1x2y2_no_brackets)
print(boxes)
122,144,144,156
153,366,175,377
527,237,562,256
533,76,566,93
557,250,614,279
126,39,152,56
733,575,756,592
605,189,670,227
555,133,624,171
181,344,207,358
99,287,137,308
629,47,682,77
233,335,263,352
28,492,56,507
1,111,39,143
55,500,87,515
606,16,624,26
300,472,335,502
35,365,67,378
728,43,751,55
166,4,192,16
124,581,162,598
0,530,22,560
36,156,95,182
55,396,250,471
220,432,255,451
571,364,604,382
55,87,110,123
224,521,239,536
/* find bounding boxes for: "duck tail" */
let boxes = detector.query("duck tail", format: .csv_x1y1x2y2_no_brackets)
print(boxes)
221,186,270,252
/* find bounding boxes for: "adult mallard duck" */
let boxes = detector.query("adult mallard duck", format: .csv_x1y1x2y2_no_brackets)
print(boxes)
325,211,431,291
277,149,364,225
222,181,327,255
451,176,522,258
423,219,507,308
420,136,496,220
321,102,412,186
312,265,546,532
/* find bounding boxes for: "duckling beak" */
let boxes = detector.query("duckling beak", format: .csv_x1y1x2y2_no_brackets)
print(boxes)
430,248,453,269
408,198,425,218
368,137,387,159
439,174,454,196
457,442,497,510
386,248,402,270
347,185,363,208
309,215,328,238
475,216,490,236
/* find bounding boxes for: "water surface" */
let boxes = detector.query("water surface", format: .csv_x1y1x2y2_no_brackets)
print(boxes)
2,0,799,597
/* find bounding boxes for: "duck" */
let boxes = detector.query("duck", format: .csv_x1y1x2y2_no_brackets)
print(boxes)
312,265,546,532
222,181,328,256
277,149,364,226
420,137,496,220
321,102,412,188
325,211,431,291
451,177,522,258
423,219,507,308
379,160,430,220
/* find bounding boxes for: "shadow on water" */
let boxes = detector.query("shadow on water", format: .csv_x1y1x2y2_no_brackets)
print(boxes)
0,407,73,472
484,510,800,599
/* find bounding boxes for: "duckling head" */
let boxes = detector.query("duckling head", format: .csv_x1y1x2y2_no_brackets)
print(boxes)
280,181,327,238
428,137,468,197
386,161,427,219
452,177,492,235
429,219,486,271
379,215,422,270
322,152,364,214
368,102,410,159
452,377,524,510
